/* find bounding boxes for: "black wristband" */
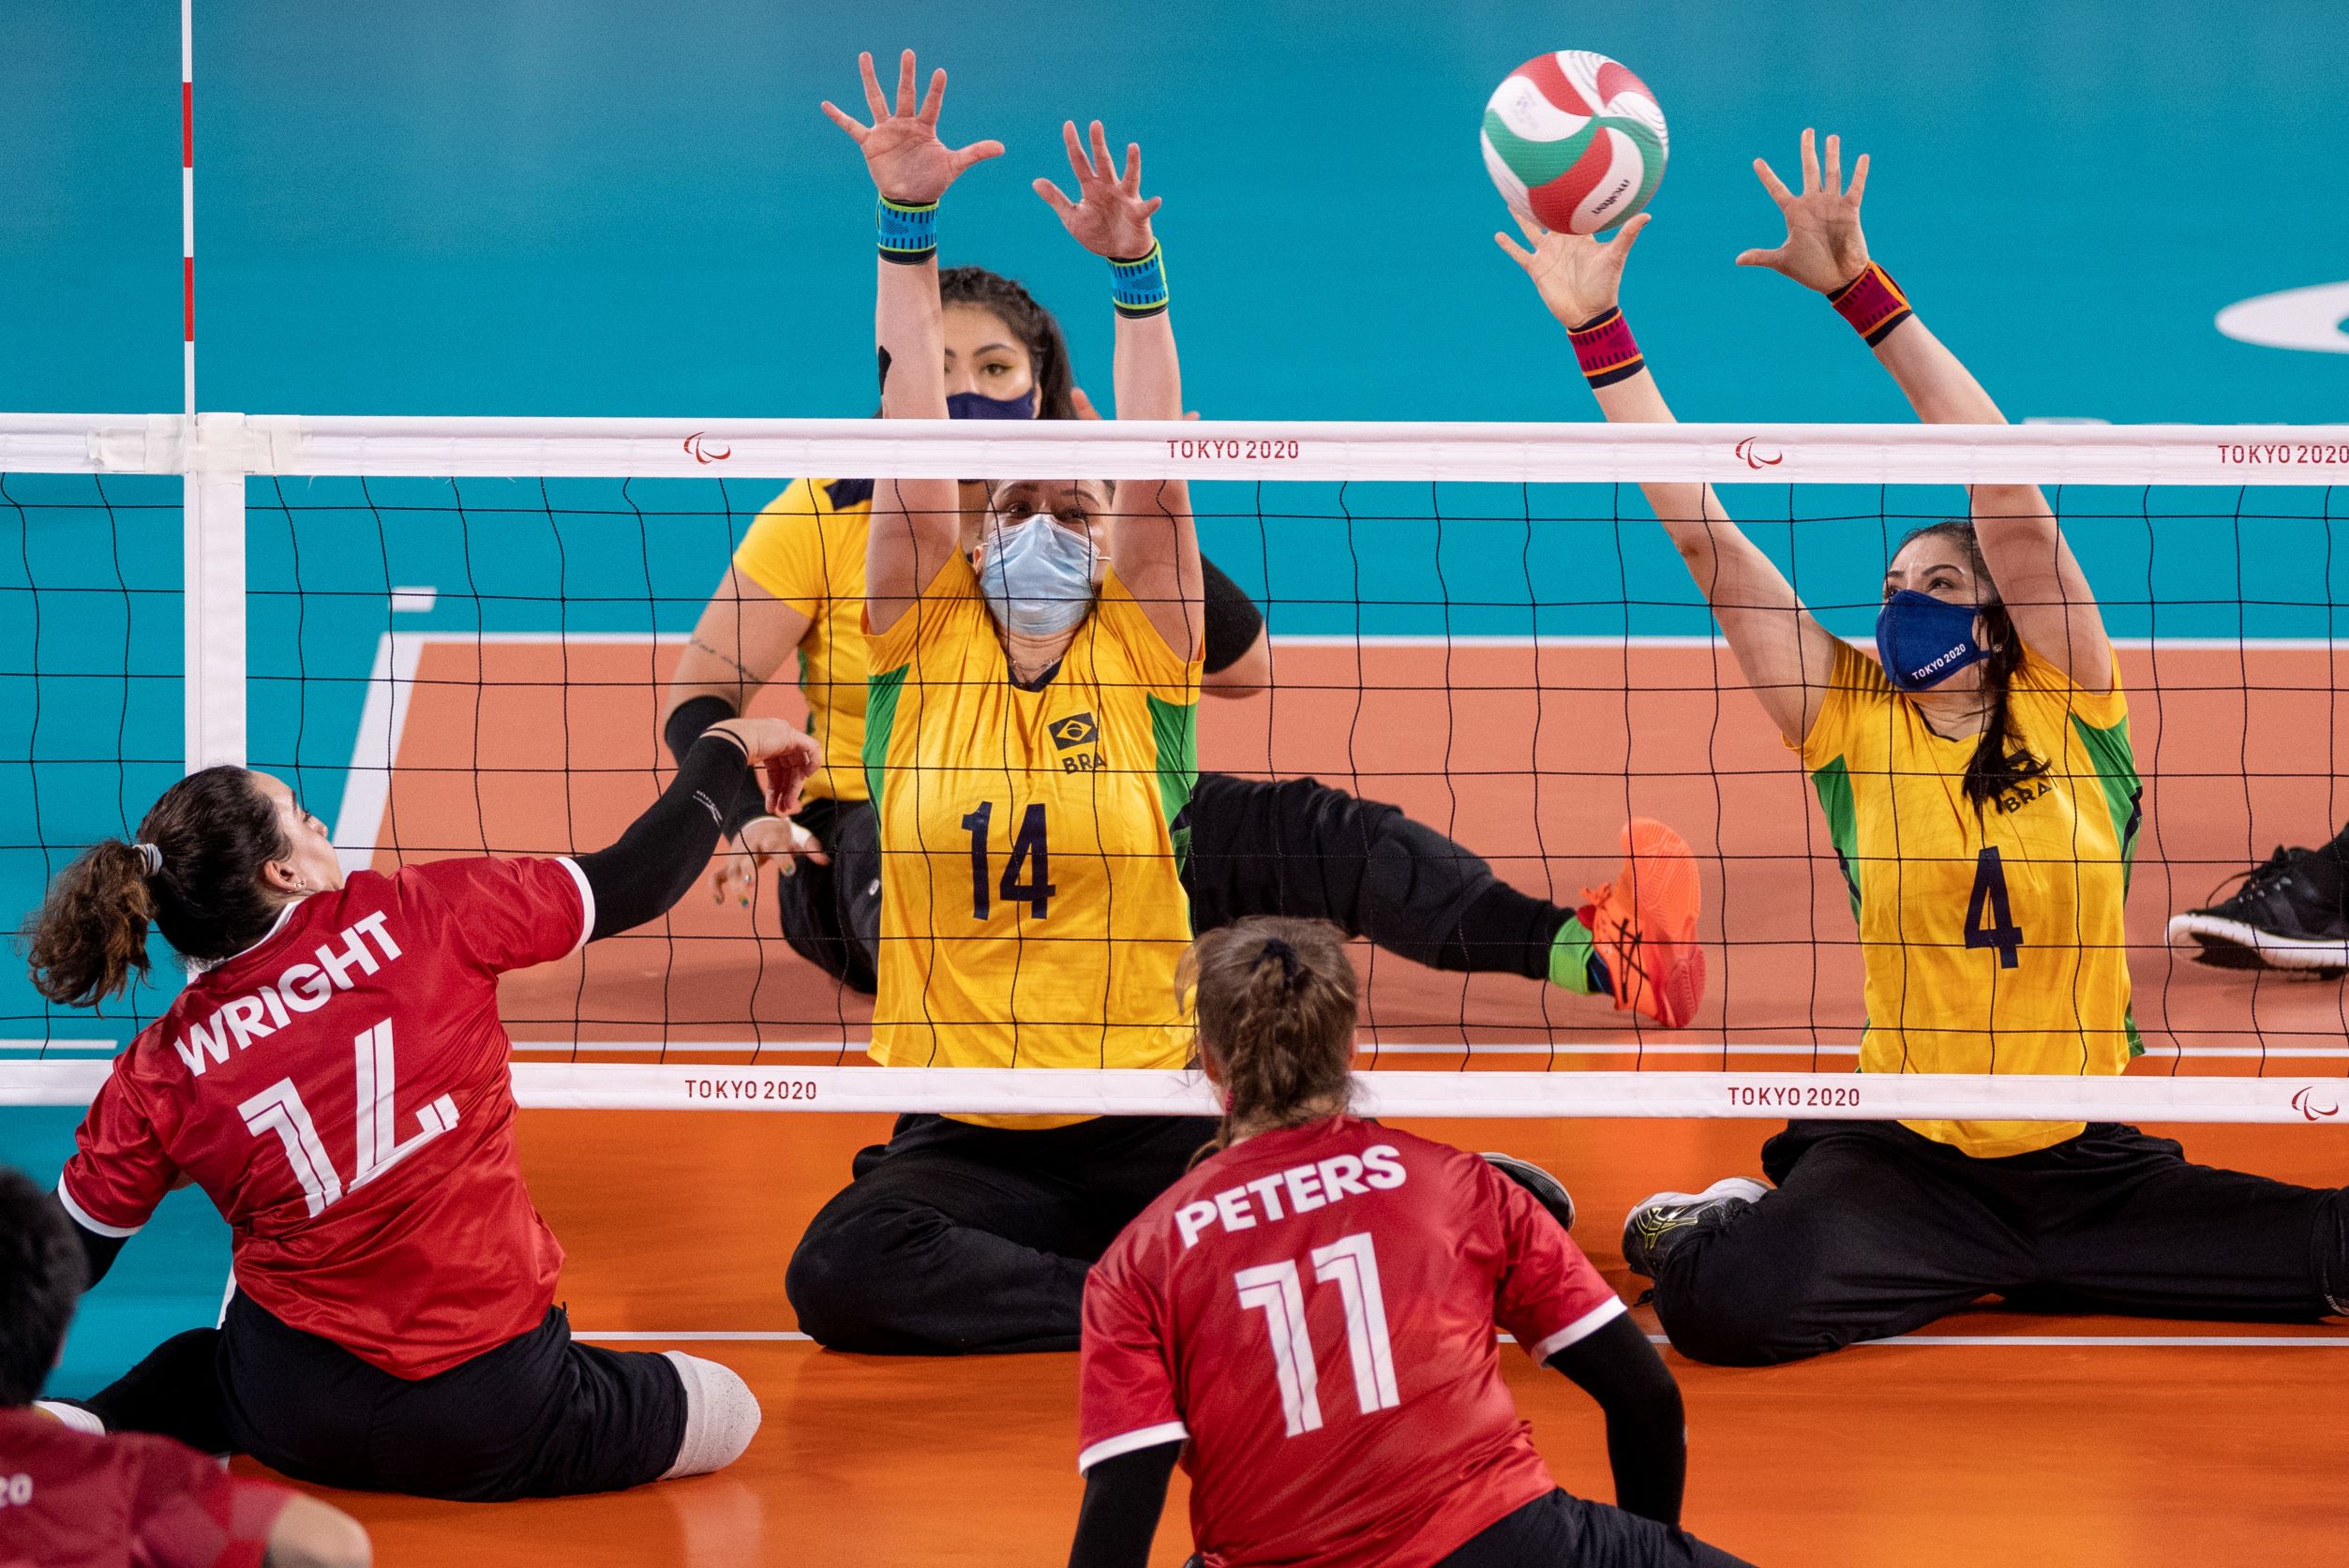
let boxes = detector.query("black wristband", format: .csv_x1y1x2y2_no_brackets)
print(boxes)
664,694,766,838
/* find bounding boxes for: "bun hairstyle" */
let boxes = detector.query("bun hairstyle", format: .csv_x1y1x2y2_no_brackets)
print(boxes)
1894,520,2048,812
1185,917,1359,1152
21,766,290,1007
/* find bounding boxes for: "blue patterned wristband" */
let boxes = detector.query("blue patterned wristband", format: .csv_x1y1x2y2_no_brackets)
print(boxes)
1108,242,1169,318
877,196,938,264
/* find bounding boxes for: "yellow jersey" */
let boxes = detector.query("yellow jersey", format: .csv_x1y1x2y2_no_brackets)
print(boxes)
730,478,875,804
863,553,1202,1127
1798,639,2142,1158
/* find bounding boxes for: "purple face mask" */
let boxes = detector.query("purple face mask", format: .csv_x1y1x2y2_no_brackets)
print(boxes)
947,389,1037,420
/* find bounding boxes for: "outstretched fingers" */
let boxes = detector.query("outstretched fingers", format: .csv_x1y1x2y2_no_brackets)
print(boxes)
1493,231,1537,271
1088,120,1115,183
1753,157,1795,206
1033,176,1079,219
1823,132,1842,196
917,66,948,127
818,100,869,142
1061,119,1096,187
1799,127,1820,193
950,138,1004,173
1121,142,1143,194
856,51,890,122
891,49,918,118
1846,150,1870,204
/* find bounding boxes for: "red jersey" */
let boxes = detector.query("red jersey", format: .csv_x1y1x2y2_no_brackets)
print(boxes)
58,858,591,1379
1078,1116,1624,1568
0,1407,292,1568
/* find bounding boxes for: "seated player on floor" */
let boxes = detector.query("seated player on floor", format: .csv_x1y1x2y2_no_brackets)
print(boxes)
18,715,813,1498
2,1166,372,1568
662,153,1701,1032
1501,128,2349,1366
1068,918,1756,1568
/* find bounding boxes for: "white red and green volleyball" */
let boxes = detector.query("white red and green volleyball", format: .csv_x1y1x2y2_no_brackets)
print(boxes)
1481,52,1668,235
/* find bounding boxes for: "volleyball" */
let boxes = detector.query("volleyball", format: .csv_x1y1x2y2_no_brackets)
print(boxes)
1480,51,1668,235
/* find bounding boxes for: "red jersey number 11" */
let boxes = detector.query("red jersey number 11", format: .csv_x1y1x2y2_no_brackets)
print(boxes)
1234,1232,1401,1439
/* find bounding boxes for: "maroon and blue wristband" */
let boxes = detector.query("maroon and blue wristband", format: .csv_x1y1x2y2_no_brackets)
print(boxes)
1829,261,1913,345
1567,306,1646,388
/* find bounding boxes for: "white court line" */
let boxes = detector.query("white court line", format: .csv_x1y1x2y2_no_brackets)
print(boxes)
568,1328,2349,1349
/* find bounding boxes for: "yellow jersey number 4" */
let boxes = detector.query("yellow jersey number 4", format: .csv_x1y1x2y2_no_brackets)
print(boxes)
962,801,1055,922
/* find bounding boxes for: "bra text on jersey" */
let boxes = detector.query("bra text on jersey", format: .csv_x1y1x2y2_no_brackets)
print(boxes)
1174,1143,1407,1248
173,913,404,1078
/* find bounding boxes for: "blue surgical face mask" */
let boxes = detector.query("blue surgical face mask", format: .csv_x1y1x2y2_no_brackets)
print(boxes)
947,389,1037,421
979,513,1097,638
1875,590,1990,691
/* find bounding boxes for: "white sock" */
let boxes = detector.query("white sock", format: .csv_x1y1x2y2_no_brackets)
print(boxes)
659,1352,761,1479
34,1400,105,1436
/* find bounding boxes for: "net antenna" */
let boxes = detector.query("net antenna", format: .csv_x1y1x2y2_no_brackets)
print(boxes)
181,0,247,775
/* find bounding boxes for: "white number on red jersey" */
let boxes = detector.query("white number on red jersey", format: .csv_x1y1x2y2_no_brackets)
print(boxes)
1233,1232,1401,1439
237,1019,459,1217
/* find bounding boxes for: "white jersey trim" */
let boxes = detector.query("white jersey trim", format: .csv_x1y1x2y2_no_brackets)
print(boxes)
55,1175,143,1238
557,857,595,956
1526,1294,1628,1363
1077,1421,1189,1473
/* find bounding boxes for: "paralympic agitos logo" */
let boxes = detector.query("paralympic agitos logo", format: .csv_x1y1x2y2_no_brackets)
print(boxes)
1734,437,1783,470
2292,1086,2341,1122
683,431,732,464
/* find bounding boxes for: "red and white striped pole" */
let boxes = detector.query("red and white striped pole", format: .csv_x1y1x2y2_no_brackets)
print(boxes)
181,0,246,772
181,0,195,415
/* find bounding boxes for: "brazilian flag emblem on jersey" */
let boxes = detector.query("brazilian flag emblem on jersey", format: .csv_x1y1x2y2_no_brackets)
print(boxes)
1050,712,1100,751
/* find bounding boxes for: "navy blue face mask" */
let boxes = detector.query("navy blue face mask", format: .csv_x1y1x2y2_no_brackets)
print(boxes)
1875,590,1991,691
947,389,1037,421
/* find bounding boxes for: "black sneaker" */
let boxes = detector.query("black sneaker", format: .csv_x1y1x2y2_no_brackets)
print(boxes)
1622,1176,1769,1277
1481,1152,1575,1233
2167,846,2349,977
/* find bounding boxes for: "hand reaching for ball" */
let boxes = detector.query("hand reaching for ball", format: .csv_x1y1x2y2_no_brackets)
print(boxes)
820,49,1003,206
1494,210,1650,327
1736,128,1871,294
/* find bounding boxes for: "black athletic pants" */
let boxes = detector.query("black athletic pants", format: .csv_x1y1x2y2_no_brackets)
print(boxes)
785,1113,1218,1354
778,774,1567,995
1435,1488,1754,1568
87,1294,685,1501
1651,1119,2349,1367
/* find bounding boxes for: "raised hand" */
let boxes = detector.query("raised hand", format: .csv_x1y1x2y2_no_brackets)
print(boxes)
1494,210,1651,326
1033,121,1161,259
820,49,1003,205
1736,128,1870,293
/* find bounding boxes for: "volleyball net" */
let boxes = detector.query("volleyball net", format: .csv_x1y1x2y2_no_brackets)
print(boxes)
6,413,2349,1121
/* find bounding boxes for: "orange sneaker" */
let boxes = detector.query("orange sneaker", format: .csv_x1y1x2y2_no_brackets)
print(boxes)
1578,817,1705,1028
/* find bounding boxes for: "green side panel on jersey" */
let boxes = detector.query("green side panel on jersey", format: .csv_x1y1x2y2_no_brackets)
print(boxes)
1809,756,1863,919
1149,693,1199,870
2070,711,2144,892
863,663,908,816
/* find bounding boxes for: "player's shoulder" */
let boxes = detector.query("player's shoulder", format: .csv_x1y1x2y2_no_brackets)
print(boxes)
753,477,873,527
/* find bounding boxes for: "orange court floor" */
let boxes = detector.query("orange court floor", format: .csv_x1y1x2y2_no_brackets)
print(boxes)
268,1111,2349,1568
274,637,2349,1564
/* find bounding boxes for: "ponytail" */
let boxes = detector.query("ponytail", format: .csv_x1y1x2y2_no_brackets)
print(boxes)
1960,597,2046,813
20,766,290,1007
22,840,157,1007
1893,520,2049,814
1185,917,1359,1153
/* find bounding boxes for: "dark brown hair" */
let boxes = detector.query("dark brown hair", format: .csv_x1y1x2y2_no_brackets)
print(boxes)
940,266,1079,420
0,1165,85,1405
1186,917,1358,1151
21,766,291,1007
1893,520,2048,812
